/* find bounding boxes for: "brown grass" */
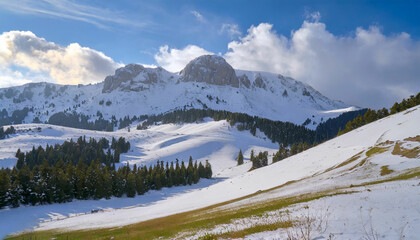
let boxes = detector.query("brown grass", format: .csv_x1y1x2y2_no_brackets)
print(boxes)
348,158,368,172
392,142,420,158
335,151,363,169
405,135,420,143
365,147,388,157
380,165,394,176
377,140,395,146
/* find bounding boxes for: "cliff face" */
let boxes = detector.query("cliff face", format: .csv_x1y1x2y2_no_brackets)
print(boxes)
179,55,239,88
102,64,171,93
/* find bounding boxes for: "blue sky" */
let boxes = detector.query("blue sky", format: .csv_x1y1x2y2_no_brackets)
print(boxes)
1,0,419,65
0,0,420,108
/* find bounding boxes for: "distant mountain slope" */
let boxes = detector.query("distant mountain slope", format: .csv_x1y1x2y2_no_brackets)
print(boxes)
0,55,353,129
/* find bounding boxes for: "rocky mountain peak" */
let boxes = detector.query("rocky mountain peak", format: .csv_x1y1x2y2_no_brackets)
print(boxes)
102,64,166,93
179,55,239,88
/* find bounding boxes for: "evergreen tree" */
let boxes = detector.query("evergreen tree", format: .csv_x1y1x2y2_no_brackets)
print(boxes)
114,148,120,163
0,170,10,208
237,150,244,165
290,143,298,155
205,160,212,179
102,167,113,199
17,165,31,205
135,171,146,195
9,181,21,208
126,172,136,197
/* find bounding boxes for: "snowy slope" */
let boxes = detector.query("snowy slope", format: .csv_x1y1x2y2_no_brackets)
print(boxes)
0,55,353,129
7,105,415,238
0,119,278,238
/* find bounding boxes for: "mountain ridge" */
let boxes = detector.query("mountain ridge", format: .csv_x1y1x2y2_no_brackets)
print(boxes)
0,55,354,129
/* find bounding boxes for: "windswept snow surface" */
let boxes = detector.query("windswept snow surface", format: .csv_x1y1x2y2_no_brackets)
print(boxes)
25,106,420,236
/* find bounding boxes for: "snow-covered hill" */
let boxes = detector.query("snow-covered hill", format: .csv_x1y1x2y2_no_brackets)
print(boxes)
1,105,419,239
0,118,278,238
0,55,353,129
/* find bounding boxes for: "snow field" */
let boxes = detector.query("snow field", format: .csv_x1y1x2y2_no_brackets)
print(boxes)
32,106,420,235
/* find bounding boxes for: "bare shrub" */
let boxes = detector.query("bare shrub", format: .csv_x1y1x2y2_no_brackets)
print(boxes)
285,205,330,240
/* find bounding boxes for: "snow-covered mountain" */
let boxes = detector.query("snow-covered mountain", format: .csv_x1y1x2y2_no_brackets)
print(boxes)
0,55,353,129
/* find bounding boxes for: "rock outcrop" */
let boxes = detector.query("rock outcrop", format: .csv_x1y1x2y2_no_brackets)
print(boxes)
179,55,239,88
102,64,168,93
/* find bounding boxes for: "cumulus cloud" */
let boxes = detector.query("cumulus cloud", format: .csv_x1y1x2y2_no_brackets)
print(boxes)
0,30,121,86
224,20,420,108
154,45,212,72
220,24,241,38
0,67,31,88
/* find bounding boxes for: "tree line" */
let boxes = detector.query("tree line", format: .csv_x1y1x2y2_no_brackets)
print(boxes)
0,137,212,208
15,136,130,169
48,111,148,132
238,141,311,171
0,107,30,127
138,109,318,146
240,92,420,171
0,126,16,139
338,92,420,135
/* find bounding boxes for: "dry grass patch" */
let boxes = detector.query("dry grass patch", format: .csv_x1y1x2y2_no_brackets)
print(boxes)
335,151,364,169
348,158,368,172
392,142,420,158
377,140,395,146
365,147,389,157
380,165,394,176
405,135,420,142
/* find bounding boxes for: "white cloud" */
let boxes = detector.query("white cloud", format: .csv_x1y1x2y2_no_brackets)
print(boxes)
224,20,420,108
305,11,321,22
220,24,241,38
154,45,212,72
140,63,158,69
191,10,205,22
0,0,145,29
0,30,122,85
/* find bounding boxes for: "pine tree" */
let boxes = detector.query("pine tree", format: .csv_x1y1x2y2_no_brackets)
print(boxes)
9,181,21,208
261,151,268,166
198,162,205,179
237,150,244,165
180,161,187,186
17,165,31,205
102,167,113,199
205,160,212,179
15,149,25,170
126,172,136,197
0,170,10,208
29,166,40,205
290,143,298,155
114,148,120,163
135,172,146,195
193,161,199,184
